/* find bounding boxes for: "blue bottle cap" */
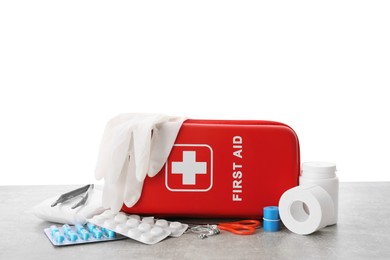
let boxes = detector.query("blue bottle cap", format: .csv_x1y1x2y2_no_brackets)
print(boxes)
263,206,280,232
263,206,280,220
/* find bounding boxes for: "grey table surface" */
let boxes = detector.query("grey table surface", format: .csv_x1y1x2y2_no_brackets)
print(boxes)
0,182,389,260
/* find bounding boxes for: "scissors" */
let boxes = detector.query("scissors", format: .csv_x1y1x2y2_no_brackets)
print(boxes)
187,219,261,237
217,219,261,235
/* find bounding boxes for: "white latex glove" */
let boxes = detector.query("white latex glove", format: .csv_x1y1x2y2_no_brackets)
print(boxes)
95,113,185,212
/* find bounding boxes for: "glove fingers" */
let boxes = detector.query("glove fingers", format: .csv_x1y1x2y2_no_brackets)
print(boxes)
148,118,185,177
98,114,185,210
110,157,129,212
133,114,170,182
104,122,134,184
102,154,129,212
95,114,135,180
95,117,124,180
102,181,114,208
132,125,153,182
123,145,144,208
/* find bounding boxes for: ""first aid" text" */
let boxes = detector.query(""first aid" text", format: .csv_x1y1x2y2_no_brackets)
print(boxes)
232,136,243,202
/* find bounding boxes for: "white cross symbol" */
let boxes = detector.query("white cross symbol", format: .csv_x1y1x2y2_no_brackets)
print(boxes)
171,151,207,185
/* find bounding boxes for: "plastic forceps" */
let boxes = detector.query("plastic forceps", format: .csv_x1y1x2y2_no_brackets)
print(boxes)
217,220,261,235
51,184,94,209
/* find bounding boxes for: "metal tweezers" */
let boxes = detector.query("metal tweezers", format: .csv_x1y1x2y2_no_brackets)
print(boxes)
51,184,94,209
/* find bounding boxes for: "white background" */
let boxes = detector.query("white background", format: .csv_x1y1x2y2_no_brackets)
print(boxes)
1,1,389,184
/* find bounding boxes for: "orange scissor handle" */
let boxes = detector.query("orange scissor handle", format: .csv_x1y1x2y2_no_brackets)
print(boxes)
218,220,261,235
233,219,261,228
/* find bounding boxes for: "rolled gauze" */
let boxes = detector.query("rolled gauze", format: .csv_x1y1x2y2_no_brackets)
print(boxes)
279,184,334,235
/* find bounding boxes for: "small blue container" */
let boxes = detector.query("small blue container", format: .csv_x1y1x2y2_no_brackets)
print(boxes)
263,206,280,232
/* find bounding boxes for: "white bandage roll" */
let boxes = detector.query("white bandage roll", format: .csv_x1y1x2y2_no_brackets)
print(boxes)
279,184,334,235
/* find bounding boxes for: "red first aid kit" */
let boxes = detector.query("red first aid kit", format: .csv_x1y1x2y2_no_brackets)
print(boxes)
122,119,300,218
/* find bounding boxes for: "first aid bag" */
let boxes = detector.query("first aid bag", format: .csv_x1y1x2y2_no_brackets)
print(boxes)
121,119,300,218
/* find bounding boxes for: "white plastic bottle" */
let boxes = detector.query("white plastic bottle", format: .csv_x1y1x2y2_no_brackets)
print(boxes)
299,161,339,225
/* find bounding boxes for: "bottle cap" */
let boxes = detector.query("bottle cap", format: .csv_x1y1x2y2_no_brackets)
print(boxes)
263,206,279,220
263,206,280,232
301,162,336,178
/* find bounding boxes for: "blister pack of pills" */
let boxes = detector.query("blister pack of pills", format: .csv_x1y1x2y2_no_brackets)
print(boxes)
44,223,127,246
88,210,188,245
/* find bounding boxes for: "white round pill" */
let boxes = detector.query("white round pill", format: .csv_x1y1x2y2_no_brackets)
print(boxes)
138,222,152,232
126,218,139,228
129,215,141,221
142,217,155,225
128,228,141,238
169,222,182,229
116,223,128,234
150,227,164,236
140,232,153,243
115,213,127,223
104,219,116,230
155,219,168,228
